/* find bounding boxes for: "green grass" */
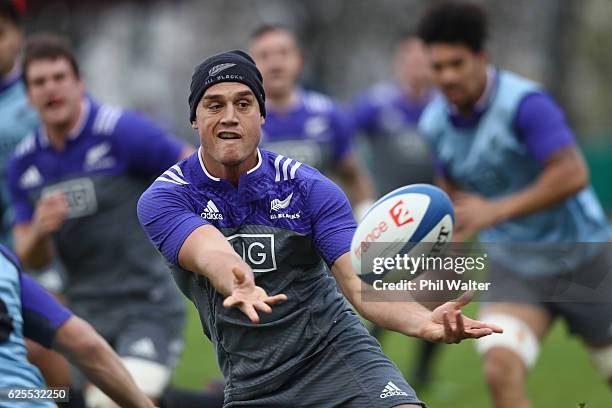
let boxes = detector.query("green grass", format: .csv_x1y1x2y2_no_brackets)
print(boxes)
172,301,610,406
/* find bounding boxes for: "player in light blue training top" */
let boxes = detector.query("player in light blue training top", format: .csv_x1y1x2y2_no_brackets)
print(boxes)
0,244,155,408
138,49,502,407
417,2,612,407
249,25,376,220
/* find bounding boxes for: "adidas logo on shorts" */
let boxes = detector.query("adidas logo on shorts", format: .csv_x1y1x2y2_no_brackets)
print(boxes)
380,381,408,399
201,200,224,220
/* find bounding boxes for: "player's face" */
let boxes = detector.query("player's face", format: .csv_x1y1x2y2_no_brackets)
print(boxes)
26,58,84,128
193,82,264,168
250,30,302,98
428,43,488,110
394,38,432,91
0,16,22,76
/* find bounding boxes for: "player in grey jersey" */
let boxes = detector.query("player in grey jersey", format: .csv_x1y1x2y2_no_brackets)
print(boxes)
138,49,502,407
7,34,200,407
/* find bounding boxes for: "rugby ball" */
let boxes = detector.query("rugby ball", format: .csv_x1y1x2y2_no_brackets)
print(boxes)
350,184,454,284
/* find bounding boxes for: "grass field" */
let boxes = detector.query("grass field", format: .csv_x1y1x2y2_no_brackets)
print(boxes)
173,301,610,407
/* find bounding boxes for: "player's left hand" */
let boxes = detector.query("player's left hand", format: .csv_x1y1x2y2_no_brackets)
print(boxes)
418,291,503,344
453,192,502,240
223,267,288,323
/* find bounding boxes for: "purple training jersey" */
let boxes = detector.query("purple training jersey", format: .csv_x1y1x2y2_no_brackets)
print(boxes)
351,81,435,195
138,148,360,400
260,89,354,175
7,98,186,322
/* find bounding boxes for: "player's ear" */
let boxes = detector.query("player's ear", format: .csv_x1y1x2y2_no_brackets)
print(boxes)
191,120,198,130
260,116,265,126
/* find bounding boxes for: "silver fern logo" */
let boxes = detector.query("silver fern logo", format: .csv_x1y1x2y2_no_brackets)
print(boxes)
209,63,236,76
271,193,293,212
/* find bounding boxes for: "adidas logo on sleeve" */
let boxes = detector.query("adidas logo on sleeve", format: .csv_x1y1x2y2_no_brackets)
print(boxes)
200,199,224,220
379,381,408,399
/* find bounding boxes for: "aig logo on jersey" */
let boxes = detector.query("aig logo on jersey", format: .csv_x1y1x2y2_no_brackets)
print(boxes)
41,178,97,219
226,233,276,273
201,200,224,220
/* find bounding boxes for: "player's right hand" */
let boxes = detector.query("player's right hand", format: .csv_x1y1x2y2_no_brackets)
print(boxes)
223,267,287,323
32,192,69,236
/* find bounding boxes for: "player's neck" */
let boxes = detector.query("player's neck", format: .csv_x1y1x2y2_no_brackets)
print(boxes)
45,99,85,151
0,63,18,82
266,88,298,112
200,149,259,186
401,80,431,102
455,69,489,117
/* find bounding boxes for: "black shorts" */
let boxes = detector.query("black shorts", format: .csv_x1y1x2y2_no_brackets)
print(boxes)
224,322,424,407
483,249,612,344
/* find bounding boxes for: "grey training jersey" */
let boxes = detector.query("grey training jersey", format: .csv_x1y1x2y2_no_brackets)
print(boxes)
8,99,186,317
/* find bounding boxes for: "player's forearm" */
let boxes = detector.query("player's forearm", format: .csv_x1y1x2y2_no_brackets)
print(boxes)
191,249,252,297
179,225,256,297
332,253,432,338
494,148,588,222
13,225,54,269
434,175,460,200
54,318,153,408
359,298,432,338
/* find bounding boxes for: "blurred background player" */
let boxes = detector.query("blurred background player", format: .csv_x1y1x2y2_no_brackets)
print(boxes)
0,244,155,408
0,0,37,247
0,0,71,395
417,2,612,407
249,24,376,220
350,34,438,390
351,34,435,196
5,34,224,408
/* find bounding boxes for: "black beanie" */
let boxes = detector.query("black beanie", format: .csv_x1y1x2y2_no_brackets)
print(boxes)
189,50,266,122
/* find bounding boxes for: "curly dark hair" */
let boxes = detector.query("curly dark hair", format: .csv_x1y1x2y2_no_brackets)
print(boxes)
417,1,488,52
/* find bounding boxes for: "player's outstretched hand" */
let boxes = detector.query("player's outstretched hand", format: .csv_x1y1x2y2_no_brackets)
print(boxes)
419,291,503,344
223,267,287,323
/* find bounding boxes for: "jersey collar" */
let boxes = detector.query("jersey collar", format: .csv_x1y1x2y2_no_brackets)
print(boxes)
38,98,92,148
197,147,268,201
197,146,263,181
447,66,499,128
0,67,21,94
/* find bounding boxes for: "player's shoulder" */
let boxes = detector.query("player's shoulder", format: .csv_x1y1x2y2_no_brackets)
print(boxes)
498,69,542,91
0,244,21,270
363,81,400,107
264,148,319,183
150,153,197,191
300,89,337,114
90,100,124,137
418,93,448,136
12,131,39,160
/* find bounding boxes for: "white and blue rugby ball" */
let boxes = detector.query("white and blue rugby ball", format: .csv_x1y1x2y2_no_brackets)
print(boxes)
350,184,454,284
